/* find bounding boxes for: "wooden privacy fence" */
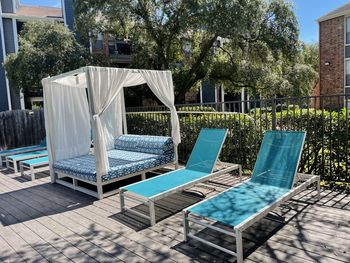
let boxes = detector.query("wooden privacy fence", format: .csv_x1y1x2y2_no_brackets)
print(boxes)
0,109,46,150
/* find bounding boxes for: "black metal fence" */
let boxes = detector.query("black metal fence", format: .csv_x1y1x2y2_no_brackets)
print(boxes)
127,94,350,187
0,95,348,187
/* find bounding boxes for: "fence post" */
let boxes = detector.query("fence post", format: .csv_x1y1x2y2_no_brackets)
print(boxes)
168,111,172,137
271,98,277,130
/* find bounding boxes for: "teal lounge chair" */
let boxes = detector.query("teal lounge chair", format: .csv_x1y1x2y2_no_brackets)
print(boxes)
6,150,48,173
183,131,320,263
119,128,241,226
0,138,46,167
20,156,49,181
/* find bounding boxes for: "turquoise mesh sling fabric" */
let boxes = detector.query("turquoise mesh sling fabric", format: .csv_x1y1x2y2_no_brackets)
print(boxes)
188,130,306,227
122,128,228,197
251,131,306,189
186,128,227,173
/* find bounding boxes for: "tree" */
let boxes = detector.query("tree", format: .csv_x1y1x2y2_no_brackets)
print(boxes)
282,43,319,97
209,40,318,98
75,0,317,101
4,21,89,93
74,0,303,101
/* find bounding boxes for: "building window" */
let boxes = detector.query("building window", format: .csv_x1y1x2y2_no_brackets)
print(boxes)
346,60,350,86
345,17,350,108
346,17,350,44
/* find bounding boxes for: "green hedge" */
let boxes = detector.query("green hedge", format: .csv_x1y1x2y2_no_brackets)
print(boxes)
126,109,350,188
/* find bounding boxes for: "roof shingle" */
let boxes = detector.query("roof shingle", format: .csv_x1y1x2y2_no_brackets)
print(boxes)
318,2,350,22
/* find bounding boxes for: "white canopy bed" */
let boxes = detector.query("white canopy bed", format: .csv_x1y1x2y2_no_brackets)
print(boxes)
42,66,180,199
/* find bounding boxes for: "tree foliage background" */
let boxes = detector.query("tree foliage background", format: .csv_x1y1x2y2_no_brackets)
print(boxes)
75,0,318,101
4,21,89,93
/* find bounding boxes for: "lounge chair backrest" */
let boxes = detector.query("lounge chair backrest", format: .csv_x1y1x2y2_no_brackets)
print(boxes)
186,128,227,173
251,130,306,189
115,135,174,155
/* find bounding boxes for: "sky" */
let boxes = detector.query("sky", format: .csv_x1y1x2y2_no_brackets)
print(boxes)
20,0,350,43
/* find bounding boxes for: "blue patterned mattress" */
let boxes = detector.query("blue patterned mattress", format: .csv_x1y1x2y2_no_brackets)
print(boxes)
53,135,175,183
53,150,174,182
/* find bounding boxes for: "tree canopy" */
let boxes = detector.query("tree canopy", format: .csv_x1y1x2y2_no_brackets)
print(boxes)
4,21,89,93
75,0,318,101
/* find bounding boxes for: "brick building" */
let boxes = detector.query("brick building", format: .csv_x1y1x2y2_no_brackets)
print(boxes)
318,2,350,108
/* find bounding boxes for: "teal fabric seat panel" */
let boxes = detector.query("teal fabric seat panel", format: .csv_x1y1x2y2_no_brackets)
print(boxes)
250,131,305,189
188,130,306,227
0,145,44,155
122,128,228,198
122,168,208,198
7,150,48,161
186,128,227,173
21,156,49,165
0,138,46,156
188,181,289,227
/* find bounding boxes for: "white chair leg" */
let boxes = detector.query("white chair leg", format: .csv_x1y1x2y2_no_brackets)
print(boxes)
120,190,125,212
183,211,189,242
149,200,156,226
13,160,18,173
141,172,146,180
20,163,24,176
6,158,9,170
72,178,78,189
235,229,243,263
30,166,35,181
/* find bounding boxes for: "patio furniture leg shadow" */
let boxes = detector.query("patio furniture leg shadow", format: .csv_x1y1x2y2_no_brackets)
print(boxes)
109,191,204,231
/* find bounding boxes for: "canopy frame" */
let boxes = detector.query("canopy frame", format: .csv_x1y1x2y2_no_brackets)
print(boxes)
42,66,180,199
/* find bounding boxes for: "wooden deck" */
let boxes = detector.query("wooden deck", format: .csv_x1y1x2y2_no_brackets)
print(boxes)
0,167,349,263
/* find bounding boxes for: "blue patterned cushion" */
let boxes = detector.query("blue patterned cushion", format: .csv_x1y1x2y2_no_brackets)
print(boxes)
114,135,140,152
53,149,175,183
115,135,174,155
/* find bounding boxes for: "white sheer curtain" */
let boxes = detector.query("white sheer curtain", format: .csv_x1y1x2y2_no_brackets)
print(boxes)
100,91,124,150
42,78,91,182
44,67,181,180
140,70,181,146
86,66,130,176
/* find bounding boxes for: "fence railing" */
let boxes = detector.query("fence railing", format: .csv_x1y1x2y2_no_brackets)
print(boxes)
0,109,46,150
0,95,348,187
127,94,350,187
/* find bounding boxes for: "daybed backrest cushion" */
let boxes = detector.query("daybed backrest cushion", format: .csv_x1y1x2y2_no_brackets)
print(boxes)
115,135,174,155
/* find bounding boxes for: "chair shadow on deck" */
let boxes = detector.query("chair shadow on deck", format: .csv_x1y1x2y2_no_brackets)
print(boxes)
109,190,205,231
0,175,95,226
0,168,50,183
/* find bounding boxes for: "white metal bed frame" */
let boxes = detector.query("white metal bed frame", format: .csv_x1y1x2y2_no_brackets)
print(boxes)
53,161,176,199
183,173,320,263
119,162,242,226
